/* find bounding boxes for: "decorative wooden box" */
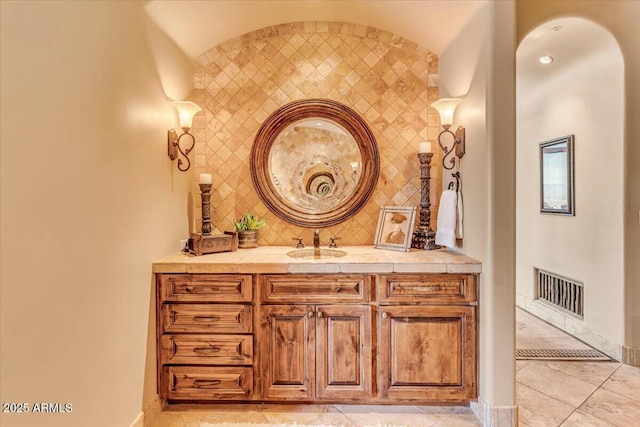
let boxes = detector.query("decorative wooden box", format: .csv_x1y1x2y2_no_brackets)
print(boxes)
188,231,238,256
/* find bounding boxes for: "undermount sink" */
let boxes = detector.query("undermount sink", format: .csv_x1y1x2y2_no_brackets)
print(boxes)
286,248,348,259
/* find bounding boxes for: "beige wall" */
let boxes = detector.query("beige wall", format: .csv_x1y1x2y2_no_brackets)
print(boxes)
516,0,640,353
439,1,517,407
0,1,192,426
192,22,442,245
516,22,625,356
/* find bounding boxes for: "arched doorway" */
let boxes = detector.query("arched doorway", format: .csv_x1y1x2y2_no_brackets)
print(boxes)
516,17,624,361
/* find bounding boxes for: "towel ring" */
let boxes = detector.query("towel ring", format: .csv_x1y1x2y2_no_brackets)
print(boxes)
448,172,461,193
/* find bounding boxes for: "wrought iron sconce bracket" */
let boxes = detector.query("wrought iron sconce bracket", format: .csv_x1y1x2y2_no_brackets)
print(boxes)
438,124,466,171
168,129,196,172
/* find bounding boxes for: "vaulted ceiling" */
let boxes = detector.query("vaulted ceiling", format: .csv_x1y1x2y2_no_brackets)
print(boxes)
145,0,487,59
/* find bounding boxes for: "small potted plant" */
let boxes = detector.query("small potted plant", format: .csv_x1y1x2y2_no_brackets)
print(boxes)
233,212,266,248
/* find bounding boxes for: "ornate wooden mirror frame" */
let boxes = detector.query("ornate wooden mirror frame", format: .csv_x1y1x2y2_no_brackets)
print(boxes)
251,99,380,228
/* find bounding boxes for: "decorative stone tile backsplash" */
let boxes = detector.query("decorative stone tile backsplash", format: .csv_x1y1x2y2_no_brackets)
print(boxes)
192,21,441,246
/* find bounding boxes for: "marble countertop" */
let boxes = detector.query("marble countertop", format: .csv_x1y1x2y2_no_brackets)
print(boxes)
152,246,481,274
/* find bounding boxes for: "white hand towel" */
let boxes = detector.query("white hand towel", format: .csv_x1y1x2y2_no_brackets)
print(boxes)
455,190,463,239
435,189,457,248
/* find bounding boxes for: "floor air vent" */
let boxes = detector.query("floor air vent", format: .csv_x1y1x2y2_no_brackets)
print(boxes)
536,269,583,318
516,349,609,361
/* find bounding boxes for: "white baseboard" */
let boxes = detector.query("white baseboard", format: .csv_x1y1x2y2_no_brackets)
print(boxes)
129,412,144,427
471,397,518,427
517,296,623,361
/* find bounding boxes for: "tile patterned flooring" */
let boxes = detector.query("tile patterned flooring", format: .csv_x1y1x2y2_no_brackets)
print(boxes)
515,309,640,427
150,309,640,427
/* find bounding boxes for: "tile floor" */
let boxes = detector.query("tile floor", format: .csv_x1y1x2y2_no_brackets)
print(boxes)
515,308,640,427
149,309,640,427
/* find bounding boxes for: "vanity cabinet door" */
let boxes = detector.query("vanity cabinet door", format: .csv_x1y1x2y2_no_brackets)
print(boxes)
259,305,315,400
378,305,477,402
315,305,372,400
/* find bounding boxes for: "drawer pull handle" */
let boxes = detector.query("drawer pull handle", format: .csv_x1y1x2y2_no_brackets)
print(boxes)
193,379,221,388
317,312,323,318
381,312,388,319
412,286,441,292
308,311,314,318
193,347,221,353
184,286,220,293
192,316,221,322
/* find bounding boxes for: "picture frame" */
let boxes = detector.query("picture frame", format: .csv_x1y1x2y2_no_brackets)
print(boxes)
540,135,575,215
374,206,417,252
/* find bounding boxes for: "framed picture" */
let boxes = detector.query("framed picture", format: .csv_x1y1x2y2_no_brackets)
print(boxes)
374,206,417,252
540,135,575,215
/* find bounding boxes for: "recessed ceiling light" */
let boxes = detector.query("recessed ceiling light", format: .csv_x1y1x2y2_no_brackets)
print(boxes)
539,55,554,65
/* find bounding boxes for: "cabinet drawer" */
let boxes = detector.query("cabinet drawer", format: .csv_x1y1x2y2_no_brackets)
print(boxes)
378,274,477,304
161,304,252,334
163,366,253,400
161,335,253,365
261,275,368,303
160,274,252,302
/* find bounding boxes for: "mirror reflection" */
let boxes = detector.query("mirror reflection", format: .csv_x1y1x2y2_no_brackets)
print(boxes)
269,118,361,212
251,98,379,228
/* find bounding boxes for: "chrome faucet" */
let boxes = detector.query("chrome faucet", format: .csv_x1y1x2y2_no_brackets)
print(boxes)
313,230,321,248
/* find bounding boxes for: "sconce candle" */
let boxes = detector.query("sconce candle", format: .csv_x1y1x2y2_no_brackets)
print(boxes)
419,142,432,153
199,173,212,184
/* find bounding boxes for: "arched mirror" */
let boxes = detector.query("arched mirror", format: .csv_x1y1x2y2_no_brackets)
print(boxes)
251,99,380,227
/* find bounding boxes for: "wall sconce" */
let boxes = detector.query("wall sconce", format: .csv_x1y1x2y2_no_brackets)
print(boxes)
168,101,202,172
431,98,465,170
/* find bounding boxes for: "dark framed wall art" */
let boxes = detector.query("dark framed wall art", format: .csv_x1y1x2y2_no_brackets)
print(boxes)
540,135,575,215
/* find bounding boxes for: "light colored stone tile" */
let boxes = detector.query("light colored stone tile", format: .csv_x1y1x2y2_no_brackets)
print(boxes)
310,412,357,426
336,405,423,415
601,363,640,402
190,21,441,247
180,404,267,425
337,405,437,427
580,388,640,426
347,413,437,427
259,404,341,425
540,361,621,386
149,412,186,427
415,406,473,415
516,382,575,427
516,360,531,371
560,410,616,427
516,308,591,351
518,362,598,407
428,414,482,427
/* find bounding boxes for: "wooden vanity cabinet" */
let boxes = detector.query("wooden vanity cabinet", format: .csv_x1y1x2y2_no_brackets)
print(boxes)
258,274,373,401
157,274,255,402
377,274,478,402
156,271,477,404
259,303,372,400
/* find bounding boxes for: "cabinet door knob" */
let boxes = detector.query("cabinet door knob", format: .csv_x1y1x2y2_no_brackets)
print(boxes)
382,312,388,319
308,311,314,318
317,312,323,318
